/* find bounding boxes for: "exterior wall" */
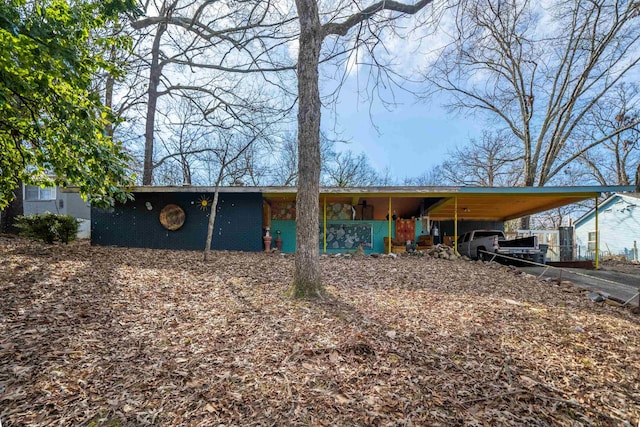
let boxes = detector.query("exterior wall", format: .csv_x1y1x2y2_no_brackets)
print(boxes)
575,195,640,261
270,218,503,254
23,199,59,216
23,188,90,219
271,219,398,254
60,192,91,219
91,192,263,251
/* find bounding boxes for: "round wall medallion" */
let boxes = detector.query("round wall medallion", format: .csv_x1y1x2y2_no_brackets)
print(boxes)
159,204,185,230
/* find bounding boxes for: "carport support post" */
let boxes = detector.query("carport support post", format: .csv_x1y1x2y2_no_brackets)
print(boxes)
595,196,599,270
454,196,459,255
388,196,392,254
323,196,327,253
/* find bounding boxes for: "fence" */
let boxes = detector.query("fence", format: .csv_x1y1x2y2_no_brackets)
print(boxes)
577,241,639,262
507,229,561,262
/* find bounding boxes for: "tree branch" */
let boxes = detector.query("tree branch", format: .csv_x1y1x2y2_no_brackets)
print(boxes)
322,0,433,37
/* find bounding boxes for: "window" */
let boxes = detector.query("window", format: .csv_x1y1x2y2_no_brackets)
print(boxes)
24,185,56,201
587,231,597,252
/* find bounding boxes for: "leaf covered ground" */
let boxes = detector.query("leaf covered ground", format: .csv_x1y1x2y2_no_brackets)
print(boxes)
1,237,639,426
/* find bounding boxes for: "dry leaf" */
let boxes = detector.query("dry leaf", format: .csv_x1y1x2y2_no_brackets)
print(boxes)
334,393,352,404
0,237,638,426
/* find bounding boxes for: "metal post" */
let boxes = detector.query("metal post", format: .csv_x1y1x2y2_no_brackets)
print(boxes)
323,196,327,253
388,196,392,254
454,197,458,255
595,196,599,270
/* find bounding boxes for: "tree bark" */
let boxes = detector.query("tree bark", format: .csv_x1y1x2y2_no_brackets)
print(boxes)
142,21,167,185
0,184,23,234
105,45,116,139
289,0,432,298
292,0,324,298
203,187,220,261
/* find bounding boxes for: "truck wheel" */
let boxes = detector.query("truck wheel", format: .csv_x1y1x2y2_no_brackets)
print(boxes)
477,247,488,261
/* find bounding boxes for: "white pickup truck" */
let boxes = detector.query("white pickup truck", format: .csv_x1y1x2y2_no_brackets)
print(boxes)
457,230,542,263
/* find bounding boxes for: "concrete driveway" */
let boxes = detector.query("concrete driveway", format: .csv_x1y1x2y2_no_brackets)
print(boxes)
519,266,640,306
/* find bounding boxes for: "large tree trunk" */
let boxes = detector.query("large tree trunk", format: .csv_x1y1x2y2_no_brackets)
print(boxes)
142,22,167,185
0,184,23,234
291,0,324,298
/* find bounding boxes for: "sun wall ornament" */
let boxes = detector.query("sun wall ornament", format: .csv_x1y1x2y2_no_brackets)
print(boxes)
197,195,212,211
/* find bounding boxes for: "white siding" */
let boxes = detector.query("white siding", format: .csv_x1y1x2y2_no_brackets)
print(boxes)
575,195,640,261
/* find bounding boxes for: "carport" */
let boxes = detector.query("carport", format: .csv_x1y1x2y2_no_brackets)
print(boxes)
264,185,635,267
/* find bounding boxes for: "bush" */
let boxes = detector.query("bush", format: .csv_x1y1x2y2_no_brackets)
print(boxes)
15,213,80,244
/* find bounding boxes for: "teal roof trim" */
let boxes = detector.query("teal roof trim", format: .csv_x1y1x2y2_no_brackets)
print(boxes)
574,192,636,227
73,184,635,196
457,185,635,195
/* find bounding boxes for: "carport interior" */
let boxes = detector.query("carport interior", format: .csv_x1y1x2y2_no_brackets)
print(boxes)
264,186,613,220
262,186,632,254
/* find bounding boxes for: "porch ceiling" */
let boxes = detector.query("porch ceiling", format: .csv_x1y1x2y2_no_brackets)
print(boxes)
426,194,594,221
263,189,605,221
112,185,633,222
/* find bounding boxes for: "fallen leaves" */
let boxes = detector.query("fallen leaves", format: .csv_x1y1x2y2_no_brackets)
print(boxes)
0,237,639,426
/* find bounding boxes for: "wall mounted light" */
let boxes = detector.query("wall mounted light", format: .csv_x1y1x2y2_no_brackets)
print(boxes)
145,202,153,211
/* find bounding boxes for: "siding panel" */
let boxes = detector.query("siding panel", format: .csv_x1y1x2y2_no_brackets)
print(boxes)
575,195,640,260
91,192,263,251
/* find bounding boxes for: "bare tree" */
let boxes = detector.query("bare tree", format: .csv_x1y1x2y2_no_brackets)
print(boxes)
153,98,216,185
424,0,640,194
579,83,640,186
130,0,296,185
271,134,300,186
402,166,443,186
322,150,379,187
292,0,434,298
377,167,398,186
200,130,267,261
269,131,336,186
440,131,522,187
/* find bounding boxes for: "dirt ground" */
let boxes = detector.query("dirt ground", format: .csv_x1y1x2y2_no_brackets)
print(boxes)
519,263,640,306
599,259,640,275
1,237,639,426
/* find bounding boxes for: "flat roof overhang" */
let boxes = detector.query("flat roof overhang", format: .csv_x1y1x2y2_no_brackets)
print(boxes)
264,185,636,221
70,185,636,221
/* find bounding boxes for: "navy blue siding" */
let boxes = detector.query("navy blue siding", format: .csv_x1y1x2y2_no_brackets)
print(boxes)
91,192,263,251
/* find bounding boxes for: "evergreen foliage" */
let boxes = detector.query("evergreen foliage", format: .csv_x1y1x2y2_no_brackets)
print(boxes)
0,0,138,209
15,212,80,244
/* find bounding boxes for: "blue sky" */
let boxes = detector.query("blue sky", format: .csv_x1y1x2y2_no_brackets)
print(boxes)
315,7,487,182
323,79,486,181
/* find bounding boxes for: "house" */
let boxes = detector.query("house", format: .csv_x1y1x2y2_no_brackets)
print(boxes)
574,193,640,262
23,184,91,238
90,185,635,257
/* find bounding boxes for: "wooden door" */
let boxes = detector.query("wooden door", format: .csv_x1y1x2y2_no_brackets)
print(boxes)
395,219,415,242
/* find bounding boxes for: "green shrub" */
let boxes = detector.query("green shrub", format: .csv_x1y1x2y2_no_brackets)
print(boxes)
54,215,80,244
15,213,80,244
